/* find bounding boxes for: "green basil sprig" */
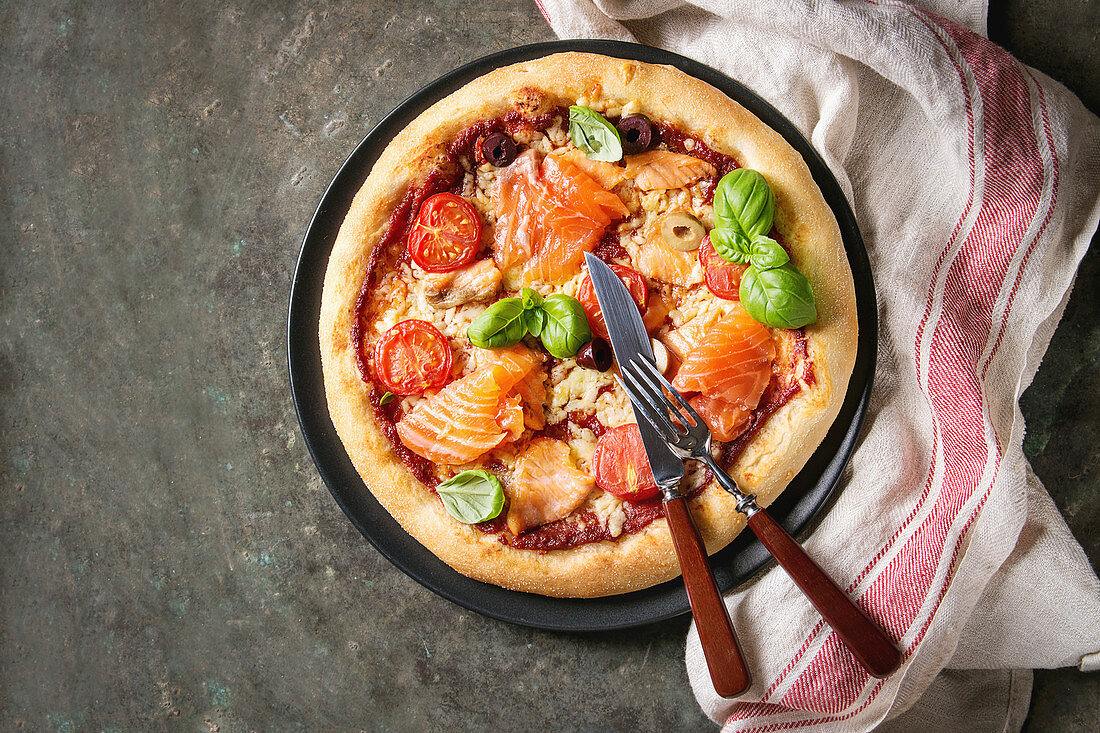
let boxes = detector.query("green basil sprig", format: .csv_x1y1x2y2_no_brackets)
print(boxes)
740,263,817,330
520,287,547,337
709,228,751,265
467,297,527,348
715,169,776,241
539,294,592,358
466,289,590,358
436,469,504,524
748,235,790,269
710,169,817,329
568,106,623,162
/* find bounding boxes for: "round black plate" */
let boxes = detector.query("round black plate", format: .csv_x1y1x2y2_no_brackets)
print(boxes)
288,40,877,631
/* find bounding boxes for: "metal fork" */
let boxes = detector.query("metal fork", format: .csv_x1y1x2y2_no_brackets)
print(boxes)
620,357,903,679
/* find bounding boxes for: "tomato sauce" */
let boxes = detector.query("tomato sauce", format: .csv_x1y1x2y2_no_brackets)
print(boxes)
541,410,609,443
505,499,665,552
507,510,606,551
369,388,438,488
569,410,607,437
656,122,740,177
352,170,457,486
592,228,628,262
448,106,568,161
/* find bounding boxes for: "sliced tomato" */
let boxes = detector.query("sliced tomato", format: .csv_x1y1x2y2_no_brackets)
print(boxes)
408,193,482,273
592,424,659,501
699,234,748,300
373,319,453,395
578,263,649,340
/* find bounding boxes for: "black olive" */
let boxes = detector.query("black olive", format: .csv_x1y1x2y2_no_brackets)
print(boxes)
577,338,613,372
617,115,654,155
481,132,518,166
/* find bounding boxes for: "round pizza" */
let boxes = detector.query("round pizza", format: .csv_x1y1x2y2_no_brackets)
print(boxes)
319,52,857,597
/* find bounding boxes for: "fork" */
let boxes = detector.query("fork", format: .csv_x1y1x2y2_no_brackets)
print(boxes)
620,357,903,679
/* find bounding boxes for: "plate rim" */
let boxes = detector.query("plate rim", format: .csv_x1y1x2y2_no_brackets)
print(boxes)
287,39,878,632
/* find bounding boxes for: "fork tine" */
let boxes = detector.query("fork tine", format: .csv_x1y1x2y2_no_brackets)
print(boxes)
613,372,650,417
620,364,681,429
620,363,671,420
631,357,703,429
616,372,680,442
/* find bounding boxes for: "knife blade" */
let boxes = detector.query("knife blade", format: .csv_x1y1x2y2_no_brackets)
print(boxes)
583,253,684,498
583,252,752,697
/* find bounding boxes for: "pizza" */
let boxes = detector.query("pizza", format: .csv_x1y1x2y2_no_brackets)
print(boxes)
319,52,857,597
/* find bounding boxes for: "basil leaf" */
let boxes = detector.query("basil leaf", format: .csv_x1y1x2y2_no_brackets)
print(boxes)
748,235,789,270
739,262,817,329
379,391,396,406
710,228,751,265
524,307,546,338
568,106,623,162
714,169,776,242
520,287,543,310
539,294,592,358
437,469,504,524
468,297,528,348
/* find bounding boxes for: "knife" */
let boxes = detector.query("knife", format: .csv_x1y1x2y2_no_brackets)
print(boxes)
584,252,751,698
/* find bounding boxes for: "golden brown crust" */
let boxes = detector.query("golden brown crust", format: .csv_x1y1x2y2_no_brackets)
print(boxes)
319,52,857,597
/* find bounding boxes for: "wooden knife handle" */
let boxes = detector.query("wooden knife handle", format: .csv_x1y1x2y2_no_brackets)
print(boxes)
746,508,903,678
664,496,751,697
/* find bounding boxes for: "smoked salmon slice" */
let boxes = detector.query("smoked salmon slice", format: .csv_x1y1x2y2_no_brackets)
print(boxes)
396,347,537,464
475,343,547,430
396,366,516,464
549,149,626,190
663,310,722,362
671,310,775,442
525,208,603,285
541,153,629,220
548,149,717,193
513,369,547,429
689,394,751,442
672,309,775,410
505,438,595,536
493,150,542,273
633,220,703,287
496,395,525,442
493,150,628,284
473,343,542,380
624,150,717,191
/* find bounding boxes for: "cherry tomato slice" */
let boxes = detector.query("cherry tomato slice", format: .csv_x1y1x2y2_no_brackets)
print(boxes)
593,424,659,501
373,319,453,395
578,263,649,340
408,193,482,273
699,234,748,301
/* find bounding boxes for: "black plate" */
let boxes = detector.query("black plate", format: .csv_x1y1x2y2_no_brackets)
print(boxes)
288,40,877,631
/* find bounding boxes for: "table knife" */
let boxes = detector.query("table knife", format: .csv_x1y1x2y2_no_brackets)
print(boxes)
584,252,751,698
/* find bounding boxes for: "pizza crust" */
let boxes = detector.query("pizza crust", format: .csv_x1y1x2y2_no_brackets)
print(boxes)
319,52,857,597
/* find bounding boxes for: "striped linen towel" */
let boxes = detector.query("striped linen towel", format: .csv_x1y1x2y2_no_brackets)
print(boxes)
536,1,1100,729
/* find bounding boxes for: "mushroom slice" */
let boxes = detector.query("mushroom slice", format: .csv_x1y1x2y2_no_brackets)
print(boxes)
424,258,502,309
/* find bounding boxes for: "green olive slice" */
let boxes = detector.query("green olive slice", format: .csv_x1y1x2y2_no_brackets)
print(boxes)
659,211,705,252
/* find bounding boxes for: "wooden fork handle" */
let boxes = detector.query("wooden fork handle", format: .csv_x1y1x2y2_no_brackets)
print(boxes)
746,508,903,678
664,496,751,697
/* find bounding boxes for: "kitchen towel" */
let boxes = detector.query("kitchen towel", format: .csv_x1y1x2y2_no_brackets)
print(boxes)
536,1,1100,730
